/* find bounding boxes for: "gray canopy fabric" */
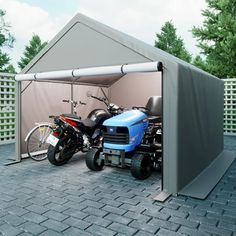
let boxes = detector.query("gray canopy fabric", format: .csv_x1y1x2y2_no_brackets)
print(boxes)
15,13,235,200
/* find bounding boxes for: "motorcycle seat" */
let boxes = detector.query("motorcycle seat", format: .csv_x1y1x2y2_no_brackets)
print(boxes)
81,118,96,128
62,113,81,121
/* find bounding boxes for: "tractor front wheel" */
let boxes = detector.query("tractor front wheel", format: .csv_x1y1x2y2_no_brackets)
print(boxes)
85,148,104,171
131,153,152,180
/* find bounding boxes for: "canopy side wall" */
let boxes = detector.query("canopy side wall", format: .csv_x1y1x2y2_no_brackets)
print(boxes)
110,72,162,108
177,65,224,191
162,63,179,194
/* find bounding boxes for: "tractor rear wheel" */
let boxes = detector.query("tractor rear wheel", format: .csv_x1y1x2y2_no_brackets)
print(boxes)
131,153,152,179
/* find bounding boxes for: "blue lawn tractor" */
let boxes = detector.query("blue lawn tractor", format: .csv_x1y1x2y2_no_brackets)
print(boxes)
85,96,162,179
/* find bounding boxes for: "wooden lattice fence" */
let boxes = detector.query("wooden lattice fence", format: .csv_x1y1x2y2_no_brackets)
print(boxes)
0,73,16,144
223,78,236,135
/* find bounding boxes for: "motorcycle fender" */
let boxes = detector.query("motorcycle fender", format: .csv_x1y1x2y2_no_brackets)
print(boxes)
92,128,101,139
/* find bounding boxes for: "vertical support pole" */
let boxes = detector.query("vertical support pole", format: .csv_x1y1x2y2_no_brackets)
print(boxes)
71,84,73,114
15,81,22,162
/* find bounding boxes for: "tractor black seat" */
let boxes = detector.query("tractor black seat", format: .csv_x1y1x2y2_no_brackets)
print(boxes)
145,96,162,117
148,115,161,123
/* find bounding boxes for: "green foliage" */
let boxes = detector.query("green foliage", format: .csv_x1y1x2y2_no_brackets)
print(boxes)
18,34,47,70
192,55,208,72
192,0,236,78
155,21,192,63
0,9,15,73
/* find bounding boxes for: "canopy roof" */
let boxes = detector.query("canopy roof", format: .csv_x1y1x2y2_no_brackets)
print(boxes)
20,13,215,82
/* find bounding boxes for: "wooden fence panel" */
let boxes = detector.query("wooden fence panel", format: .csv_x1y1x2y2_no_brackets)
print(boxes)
0,73,15,144
223,78,236,135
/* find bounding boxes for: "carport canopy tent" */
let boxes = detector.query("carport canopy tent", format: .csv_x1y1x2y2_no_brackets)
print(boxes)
14,13,235,202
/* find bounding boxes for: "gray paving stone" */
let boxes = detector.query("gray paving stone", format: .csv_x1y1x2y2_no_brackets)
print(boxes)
26,204,49,215
43,210,69,221
143,209,170,220
199,223,233,236
63,226,93,236
187,214,218,226
46,196,68,205
116,196,140,205
129,220,159,234
0,223,23,236
156,228,184,236
0,210,7,218
22,212,48,224
149,217,180,231
102,205,127,216
63,201,87,211
0,193,16,202
178,226,211,236
44,202,69,212
119,203,146,213
38,229,62,236
82,199,105,209
99,198,123,208
124,211,151,223
2,213,26,226
169,216,199,229
86,224,116,236
217,221,236,232
18,232,34,236
63,217,91,230
27,197,51,206
41,219,70,232
80,193,102,202
19,221,47,235
134,230,154,236
82,207,108,217
104,213,132,225
64,195,85,203
63,208,88,219
161,207,189,219
84,215,112,227
179,206,206,217
5,206,29,216
108,222,138,235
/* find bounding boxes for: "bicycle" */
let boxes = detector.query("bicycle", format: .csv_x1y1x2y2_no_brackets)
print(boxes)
25,99,86,161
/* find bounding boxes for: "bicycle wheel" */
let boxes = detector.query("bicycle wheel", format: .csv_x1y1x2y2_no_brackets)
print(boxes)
27,125,53,161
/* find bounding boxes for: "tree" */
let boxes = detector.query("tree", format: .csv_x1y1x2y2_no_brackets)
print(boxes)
192,55,208,72
18,35,47,70
0,9,15,73
192,0,236,78
155,21,192,63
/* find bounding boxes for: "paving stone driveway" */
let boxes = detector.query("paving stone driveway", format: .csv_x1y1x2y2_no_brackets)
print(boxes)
0,136,235,236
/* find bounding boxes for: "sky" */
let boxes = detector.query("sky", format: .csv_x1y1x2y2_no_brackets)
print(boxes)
0,0,207,71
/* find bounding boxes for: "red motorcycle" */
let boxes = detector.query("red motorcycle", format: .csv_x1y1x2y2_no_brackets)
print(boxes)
47,92,123,166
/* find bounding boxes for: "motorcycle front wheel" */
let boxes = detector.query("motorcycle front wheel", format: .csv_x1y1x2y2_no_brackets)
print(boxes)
47,139,75,166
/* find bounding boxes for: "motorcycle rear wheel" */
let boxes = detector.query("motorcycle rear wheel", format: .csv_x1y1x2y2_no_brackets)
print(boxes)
47,139,75,166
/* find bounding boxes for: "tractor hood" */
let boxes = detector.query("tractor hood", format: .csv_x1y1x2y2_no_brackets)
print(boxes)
103,110,147,127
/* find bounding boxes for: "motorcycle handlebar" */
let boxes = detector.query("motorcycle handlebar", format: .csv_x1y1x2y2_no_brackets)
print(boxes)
79,101,86,105
90,95,108,106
